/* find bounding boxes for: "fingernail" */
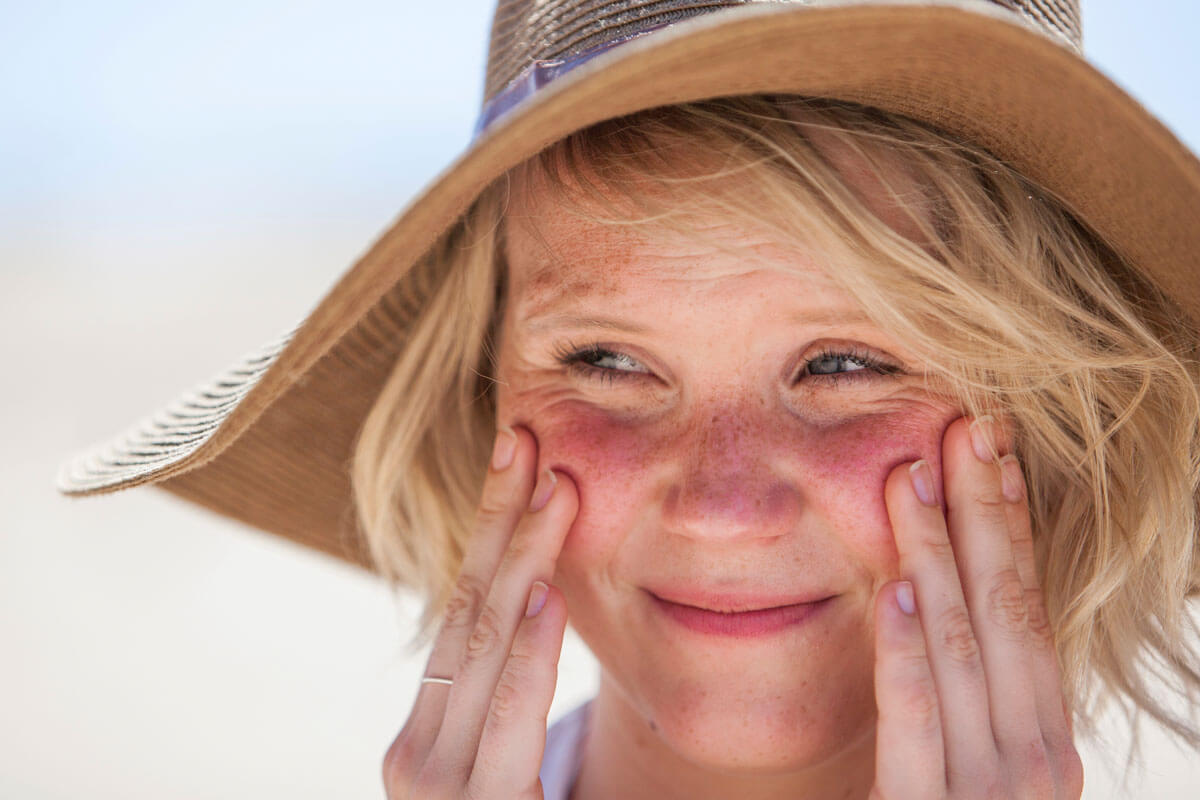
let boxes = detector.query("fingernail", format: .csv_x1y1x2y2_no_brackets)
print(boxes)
491,426,517,471
908,460,938,507
999,454,1025,503
896,581,916,616
529,468,557,512
525,580,549,618
969,415,998,463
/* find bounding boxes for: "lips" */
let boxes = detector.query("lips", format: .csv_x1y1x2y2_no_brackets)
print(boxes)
644,586,833,613
645,588,835,637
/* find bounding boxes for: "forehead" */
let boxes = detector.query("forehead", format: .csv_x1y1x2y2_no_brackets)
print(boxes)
501,129,933,323
504,179,854,326
512,216,798,306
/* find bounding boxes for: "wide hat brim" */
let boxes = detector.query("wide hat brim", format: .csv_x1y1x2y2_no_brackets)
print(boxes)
57,0,1200,570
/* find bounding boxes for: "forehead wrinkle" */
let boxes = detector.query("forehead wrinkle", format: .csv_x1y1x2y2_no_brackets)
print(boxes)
517,255,773,324
519,267,880,338
514,235,871,331
504,163,883,334
512,222,832,321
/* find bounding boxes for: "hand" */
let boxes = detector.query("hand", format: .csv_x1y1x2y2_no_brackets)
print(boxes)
871,415,1084,799
382,425,578,800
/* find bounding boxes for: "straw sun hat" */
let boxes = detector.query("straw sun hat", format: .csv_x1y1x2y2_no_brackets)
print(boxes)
57,0,1200,570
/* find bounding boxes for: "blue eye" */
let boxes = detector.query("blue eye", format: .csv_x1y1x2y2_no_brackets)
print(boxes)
553,340,902,387
800,345,901,387
554,342,650,384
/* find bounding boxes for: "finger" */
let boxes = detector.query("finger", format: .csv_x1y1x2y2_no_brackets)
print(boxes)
944,417,1041,758
999,455,1080,777
425,466,579,783
873,580,946,797
468,583,568,797
397,426,538,766
885,448,995,777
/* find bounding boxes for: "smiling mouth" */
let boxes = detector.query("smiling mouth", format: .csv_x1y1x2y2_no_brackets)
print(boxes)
645,590,836,637
644,587,834,614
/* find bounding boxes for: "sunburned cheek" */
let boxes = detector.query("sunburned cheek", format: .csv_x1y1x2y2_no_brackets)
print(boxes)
534,404,653,476
803,412,950,564
522,404,654,550
518,399,954,570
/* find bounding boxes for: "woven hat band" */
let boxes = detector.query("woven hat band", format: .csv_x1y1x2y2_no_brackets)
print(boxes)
483,0,1083,111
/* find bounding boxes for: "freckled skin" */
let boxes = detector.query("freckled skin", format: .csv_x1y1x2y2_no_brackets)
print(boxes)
494,163,963,798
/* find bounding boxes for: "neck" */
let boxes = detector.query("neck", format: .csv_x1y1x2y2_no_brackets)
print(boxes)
568,673,876,800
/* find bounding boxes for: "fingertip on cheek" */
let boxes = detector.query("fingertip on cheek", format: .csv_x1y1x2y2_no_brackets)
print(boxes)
883,461,918,511
907,460,938,507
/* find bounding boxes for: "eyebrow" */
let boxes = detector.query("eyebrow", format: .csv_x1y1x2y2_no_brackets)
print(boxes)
522,308,876,335
524,313,652,334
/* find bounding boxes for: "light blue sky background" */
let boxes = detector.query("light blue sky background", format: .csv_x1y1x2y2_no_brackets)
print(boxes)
2,2,1198,799
1,0,1197,276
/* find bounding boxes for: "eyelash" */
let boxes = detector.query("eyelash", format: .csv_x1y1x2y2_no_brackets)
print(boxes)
552,339,903,387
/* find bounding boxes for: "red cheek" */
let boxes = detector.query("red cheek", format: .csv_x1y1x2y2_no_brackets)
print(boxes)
799,413,951,567
512,399,954,575
515,403,655,550
532,404,652,481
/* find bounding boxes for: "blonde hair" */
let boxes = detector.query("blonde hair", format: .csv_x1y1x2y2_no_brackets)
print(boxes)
352,96,1200,756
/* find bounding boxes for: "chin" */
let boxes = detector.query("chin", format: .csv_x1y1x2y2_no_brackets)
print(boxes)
644,683,870,772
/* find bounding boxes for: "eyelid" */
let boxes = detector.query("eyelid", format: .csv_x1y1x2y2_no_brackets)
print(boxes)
796,341,903,378
553,338,663,378
554,338,905,388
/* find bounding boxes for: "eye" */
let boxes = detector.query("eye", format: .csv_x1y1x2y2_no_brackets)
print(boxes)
797,344,903,387
552,340,904,388
553,340,652,384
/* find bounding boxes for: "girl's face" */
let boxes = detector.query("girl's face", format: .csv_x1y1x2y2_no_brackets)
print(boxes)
493,160,962,772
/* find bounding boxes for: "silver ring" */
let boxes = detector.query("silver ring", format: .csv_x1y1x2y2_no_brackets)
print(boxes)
421,676,454,686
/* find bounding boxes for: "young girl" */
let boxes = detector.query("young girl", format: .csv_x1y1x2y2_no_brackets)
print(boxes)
60,3,1200,798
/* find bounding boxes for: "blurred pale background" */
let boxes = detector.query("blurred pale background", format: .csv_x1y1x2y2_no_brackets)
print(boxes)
3,1,1198,797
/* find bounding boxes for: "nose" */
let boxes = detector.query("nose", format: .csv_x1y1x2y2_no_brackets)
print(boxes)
661,409,802,543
